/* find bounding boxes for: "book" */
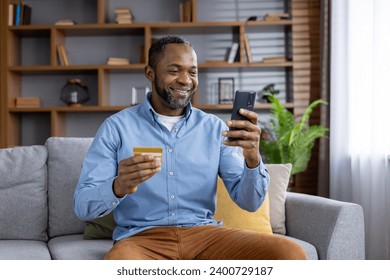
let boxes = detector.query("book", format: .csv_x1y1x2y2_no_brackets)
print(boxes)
116,18,132,24
56,45,65,65
264,13,290,21
15,3,22,26
107,57,130,65
12,3,32,26
243,34,253,63
115,7,131,14
55,19,76,26
226,42,239,63
115,7,134,24
22,4,32,25
180,0,192,22
8,4,15,26
15,97,40,108
57,44,69,66
262,56,287,63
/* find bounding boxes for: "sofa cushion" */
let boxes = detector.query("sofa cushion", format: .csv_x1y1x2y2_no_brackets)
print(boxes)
267,163,292,234
84,213,116,240
214,178,272,233
0,240,51,260
214,163,291,234
0,145,48,241
45,137,94,237
48,234,113,260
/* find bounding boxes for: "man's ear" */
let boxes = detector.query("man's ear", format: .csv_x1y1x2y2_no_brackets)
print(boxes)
145,65,155,82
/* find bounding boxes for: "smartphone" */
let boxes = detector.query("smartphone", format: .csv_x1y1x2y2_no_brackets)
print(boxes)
229,90,256,140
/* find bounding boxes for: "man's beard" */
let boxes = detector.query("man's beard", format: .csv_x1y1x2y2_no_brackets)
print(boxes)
154,79,194,109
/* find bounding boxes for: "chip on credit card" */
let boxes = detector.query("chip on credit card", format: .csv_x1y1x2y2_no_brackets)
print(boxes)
133,146,163,162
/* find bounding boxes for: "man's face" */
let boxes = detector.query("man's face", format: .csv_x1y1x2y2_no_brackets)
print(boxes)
148,44,198,115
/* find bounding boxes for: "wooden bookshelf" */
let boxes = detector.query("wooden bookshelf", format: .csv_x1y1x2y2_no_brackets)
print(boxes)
1,0,302,148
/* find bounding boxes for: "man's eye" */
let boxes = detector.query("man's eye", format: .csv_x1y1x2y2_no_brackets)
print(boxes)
190,71,198,76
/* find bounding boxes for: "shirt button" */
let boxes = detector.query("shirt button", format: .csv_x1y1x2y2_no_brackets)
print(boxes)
168,148,173,153
170,195,175,199
171,213,175,216
169,171,174,176
112,201,117,206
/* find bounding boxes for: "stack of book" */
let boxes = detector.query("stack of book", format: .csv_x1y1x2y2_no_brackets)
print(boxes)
115,7,133,24
15,97,40,108
107,57,130,65
57,44,70,66
8,2,32,26
55,19,76,26
264,13,290,21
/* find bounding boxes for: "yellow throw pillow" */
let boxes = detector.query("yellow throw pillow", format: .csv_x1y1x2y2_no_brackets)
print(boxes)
214,177,273,234
214,164,292,235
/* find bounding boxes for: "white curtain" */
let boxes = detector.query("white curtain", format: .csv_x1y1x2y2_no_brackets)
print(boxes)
330,0,390,259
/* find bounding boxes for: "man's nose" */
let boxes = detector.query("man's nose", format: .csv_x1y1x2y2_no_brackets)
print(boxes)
177,72,191,84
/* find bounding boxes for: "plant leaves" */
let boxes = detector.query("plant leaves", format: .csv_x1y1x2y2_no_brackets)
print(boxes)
260,96,328,176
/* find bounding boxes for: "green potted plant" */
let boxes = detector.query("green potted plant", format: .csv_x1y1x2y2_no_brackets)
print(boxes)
260,94,328,176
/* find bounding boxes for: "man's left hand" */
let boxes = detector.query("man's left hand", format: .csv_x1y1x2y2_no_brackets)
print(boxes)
222,108,262,168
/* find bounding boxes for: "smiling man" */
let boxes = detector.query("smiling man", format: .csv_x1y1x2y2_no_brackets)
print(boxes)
73,36,306,260
147,38,198,113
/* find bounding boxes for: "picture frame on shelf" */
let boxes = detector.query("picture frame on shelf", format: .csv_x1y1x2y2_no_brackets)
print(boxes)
131,86,150,105
218,78,235,104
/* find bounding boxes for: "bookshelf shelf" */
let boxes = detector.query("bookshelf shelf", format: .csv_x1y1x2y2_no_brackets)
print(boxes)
198,62,294,69
1,0,306,147
9,20,293,32
9,64,147,72
9,106,127,113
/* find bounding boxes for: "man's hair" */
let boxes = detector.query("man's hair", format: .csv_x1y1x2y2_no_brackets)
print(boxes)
148,36,192,70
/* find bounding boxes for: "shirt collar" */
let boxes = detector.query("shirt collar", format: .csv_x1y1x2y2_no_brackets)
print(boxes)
141,92,193,125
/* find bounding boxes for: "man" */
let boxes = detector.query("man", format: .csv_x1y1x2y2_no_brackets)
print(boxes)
74,36,306,260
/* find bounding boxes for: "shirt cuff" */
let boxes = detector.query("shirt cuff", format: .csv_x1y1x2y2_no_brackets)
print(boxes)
245,160,269,178
98,177,123,217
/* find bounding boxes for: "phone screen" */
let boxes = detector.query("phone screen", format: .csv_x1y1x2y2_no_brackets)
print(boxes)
230,90,256,121
228,90,256,140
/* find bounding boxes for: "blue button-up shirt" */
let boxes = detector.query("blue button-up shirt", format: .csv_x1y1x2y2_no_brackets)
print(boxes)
74,94,269,241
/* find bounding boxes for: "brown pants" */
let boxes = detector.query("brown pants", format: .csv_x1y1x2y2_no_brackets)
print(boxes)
104,225,307,260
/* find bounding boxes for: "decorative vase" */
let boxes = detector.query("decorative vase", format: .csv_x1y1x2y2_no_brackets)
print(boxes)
60,78,89,106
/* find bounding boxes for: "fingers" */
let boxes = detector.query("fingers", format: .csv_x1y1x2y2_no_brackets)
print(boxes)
237,108,258,124
119,155,161,176
223,109,262,168
223,109,261,144
114,155,162,197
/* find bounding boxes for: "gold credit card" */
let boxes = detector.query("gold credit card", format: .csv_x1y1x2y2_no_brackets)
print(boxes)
133,146,163,162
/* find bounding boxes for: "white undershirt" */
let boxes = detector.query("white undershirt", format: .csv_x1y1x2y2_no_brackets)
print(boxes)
156,113,184,132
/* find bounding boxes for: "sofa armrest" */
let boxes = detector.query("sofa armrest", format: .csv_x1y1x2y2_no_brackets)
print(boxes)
285,192,365,260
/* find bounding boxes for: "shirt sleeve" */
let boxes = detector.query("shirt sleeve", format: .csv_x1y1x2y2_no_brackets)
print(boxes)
219,144,270,212
73,119,124,221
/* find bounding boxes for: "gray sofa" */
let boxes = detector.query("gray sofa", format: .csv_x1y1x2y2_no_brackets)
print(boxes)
0,137,365,260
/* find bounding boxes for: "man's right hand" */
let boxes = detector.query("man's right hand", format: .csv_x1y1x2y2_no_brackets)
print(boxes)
113,155,162,198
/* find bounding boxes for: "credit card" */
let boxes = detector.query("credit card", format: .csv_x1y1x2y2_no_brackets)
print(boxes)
133,146,163,162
